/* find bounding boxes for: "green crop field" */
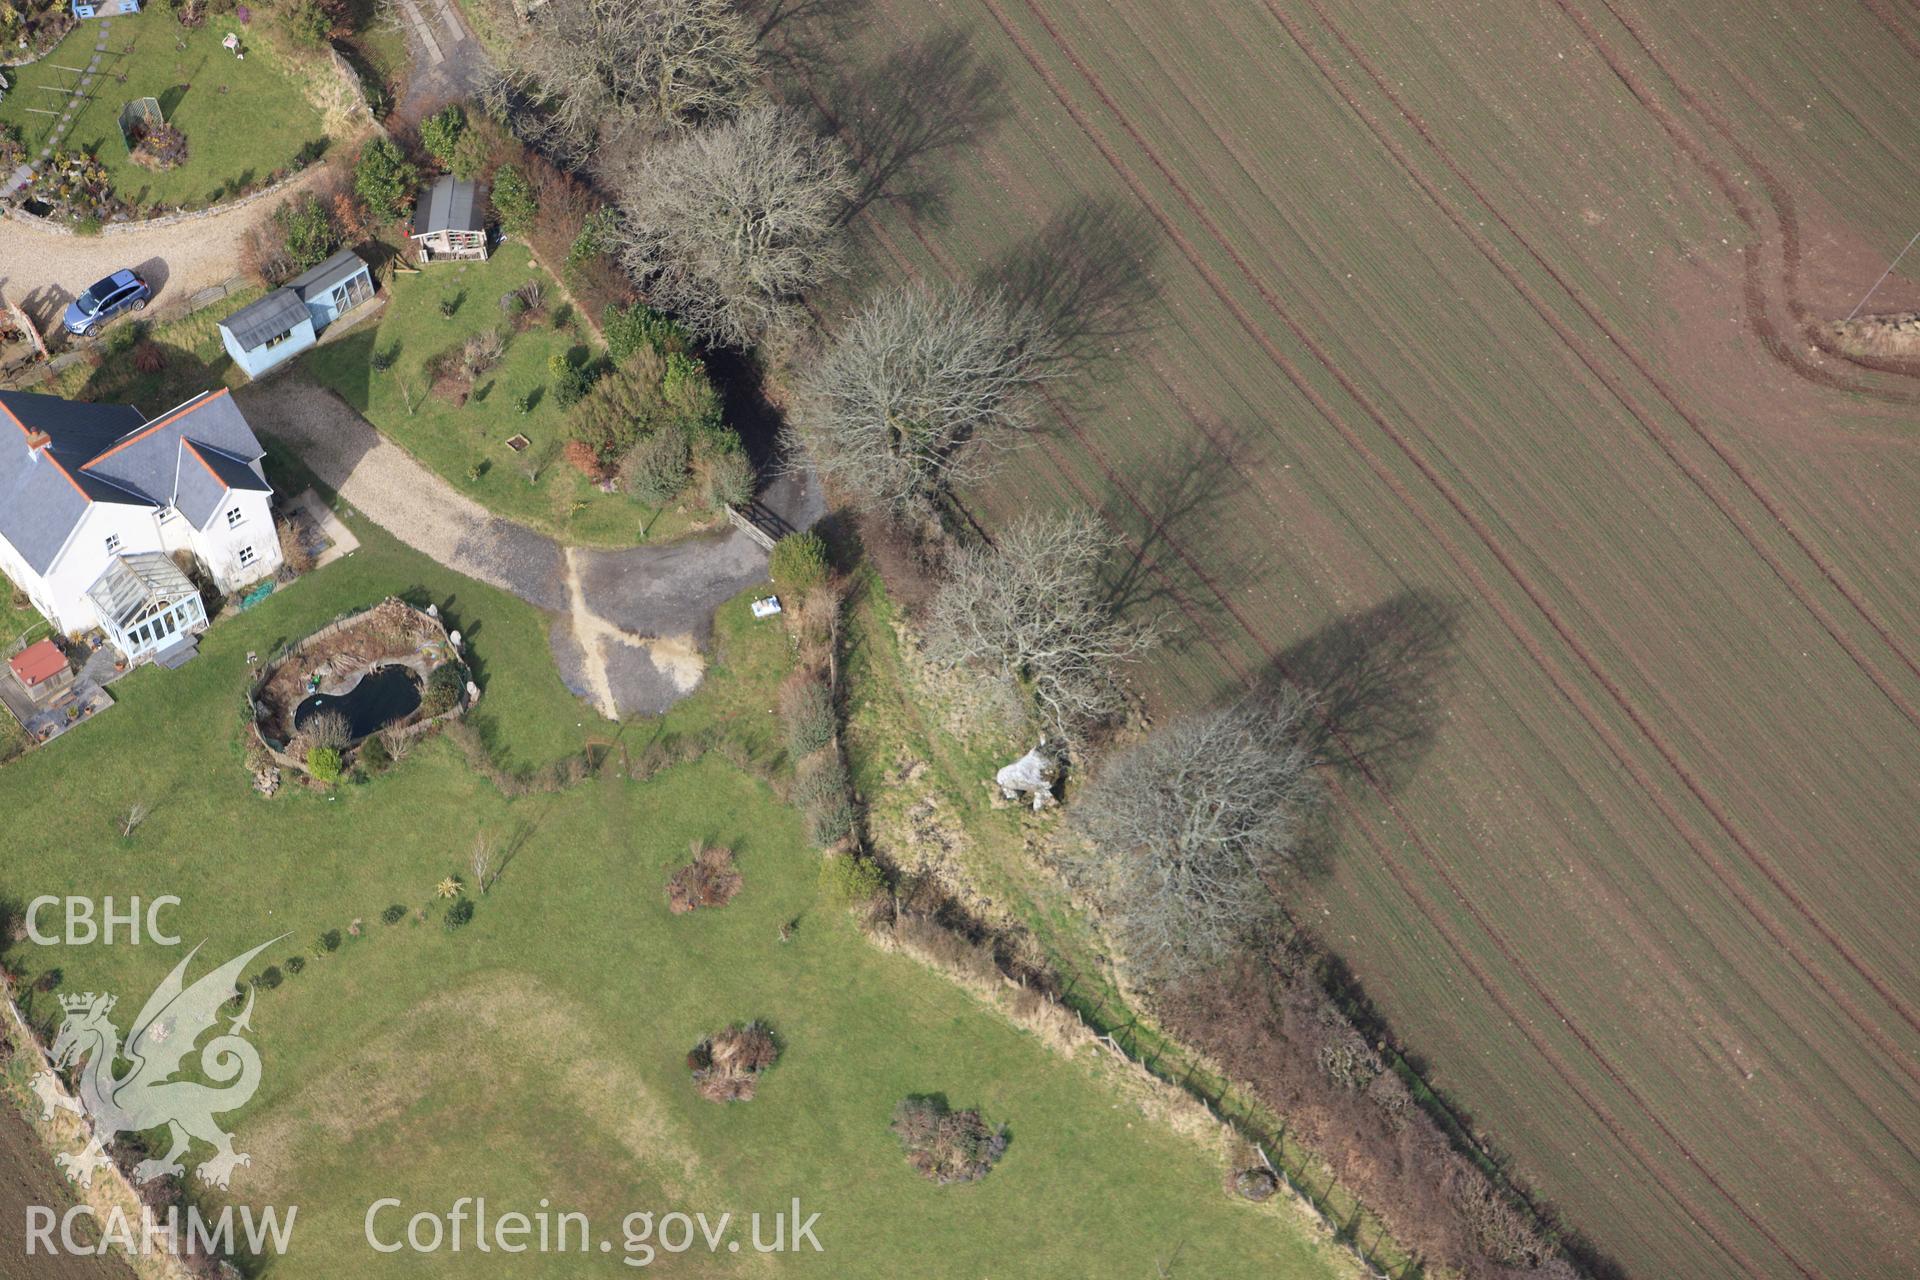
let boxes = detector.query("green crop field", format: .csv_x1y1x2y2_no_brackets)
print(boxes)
0,482,1350,1277
776,2,1920,1277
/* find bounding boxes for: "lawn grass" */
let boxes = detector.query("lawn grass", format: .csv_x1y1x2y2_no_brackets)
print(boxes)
304,244,703,548
0,496,1348,1278
0,12,329,212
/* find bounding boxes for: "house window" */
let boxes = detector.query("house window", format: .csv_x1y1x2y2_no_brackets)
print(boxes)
264,329,294,350
104,533,121,554
226,507,244,530
237,545,256,568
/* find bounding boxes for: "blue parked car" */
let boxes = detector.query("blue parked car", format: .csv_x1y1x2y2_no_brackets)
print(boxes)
63,269,151,337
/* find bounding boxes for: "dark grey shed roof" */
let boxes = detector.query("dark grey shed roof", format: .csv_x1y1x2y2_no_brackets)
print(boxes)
288,248,369,300
411,176,486,236
220,288,310,350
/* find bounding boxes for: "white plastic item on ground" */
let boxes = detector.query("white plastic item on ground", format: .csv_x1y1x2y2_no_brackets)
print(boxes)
995,743,1059,811
750,596,783,619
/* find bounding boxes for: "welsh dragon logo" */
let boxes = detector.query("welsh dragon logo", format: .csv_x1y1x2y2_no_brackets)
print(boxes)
33,938,281,1189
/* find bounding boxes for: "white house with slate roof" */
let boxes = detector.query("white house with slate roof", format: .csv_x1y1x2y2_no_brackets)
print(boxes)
0,387,281,660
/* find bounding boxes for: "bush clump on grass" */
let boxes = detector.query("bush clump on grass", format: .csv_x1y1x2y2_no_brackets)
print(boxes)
687,1022,778,1102
781,677,836,758
251,965,283,990
769,531,829,591
444,898,475,931
317,929,342,953
665,841,742,914
819,851,887,904
421,105,466,167
381,903,408,926
891,1097,1008,1184
285,955,306,975
305,745,343,783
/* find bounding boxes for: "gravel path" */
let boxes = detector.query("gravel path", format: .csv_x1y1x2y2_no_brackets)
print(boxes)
0,167,331,331
242,374,773,719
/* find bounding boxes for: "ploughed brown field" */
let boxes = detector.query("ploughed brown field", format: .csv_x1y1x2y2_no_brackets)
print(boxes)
775,1,1920,1276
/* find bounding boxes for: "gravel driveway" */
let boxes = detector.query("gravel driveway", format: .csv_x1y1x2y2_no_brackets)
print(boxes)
242,374,773,719
0,167,330,331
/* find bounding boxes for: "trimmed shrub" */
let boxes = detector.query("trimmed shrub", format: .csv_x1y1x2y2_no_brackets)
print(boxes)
358,733,392,772
317,929,342,953
548,352,595,408
421,105,466,167
703,450,754,510
604,302,688,363
421,662,467,717
891,1097,1008,1184
381,904,408,926
285,956,306,975
781,678,836,757
492,163,537,236
252,965,283,990
306,745,343,783
444,897,475,931
621,426,691,506
769,532,829,591
818,851,887,904
355,138,418,217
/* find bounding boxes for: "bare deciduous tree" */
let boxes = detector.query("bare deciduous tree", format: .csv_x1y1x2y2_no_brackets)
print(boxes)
471,832,499,895
791,282,1058,511
926,513,1154,731
303,710,353,752
610,105,853,347
1066,688,1321,982
118,802,150,839
512,0,760,163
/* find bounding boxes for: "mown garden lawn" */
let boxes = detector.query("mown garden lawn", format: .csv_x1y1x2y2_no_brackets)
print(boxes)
0,12,328,212
0,487,1347,1278
305,245,701,548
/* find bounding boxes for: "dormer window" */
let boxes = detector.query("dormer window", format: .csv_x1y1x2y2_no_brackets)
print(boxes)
226,507,244,530
104,533,122,554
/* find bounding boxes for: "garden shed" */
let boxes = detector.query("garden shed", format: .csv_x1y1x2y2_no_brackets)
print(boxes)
287,248,375,331
218,287,316,379
410,175,489,262
70,0,138,17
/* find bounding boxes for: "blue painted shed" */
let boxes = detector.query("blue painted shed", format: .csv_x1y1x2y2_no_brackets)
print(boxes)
217,288,316,380
70,0,139,18
287,249,375,331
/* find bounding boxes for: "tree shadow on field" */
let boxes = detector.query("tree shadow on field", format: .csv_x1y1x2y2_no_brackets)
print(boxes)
743,0,866,77
1093,427,1268,655
1269,588,1462,800
822,27,1010,227
979,194,1163,387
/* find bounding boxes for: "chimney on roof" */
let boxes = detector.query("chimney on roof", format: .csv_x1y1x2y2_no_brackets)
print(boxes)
25,430,50,452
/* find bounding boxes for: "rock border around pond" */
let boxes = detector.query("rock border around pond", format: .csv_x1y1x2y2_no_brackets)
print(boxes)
247,596,476,784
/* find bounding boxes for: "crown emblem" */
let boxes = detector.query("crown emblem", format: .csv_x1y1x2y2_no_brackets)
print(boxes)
59,992,115,1016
